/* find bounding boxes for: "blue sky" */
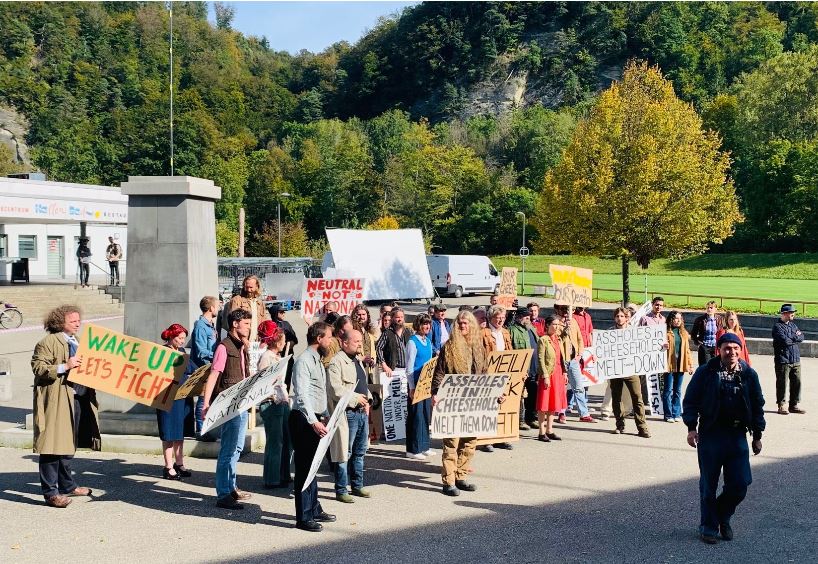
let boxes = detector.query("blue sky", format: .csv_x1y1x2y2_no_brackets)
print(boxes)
208,1,418,54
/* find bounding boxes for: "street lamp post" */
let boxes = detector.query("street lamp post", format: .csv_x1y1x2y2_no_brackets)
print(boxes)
277,192,291,257
516,211,526,295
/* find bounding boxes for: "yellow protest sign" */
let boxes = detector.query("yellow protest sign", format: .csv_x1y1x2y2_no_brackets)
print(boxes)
497,267,518,309
549,264,593,308
68,323,187,411
475,349,533,445
411,357,437,404
175,363,211,400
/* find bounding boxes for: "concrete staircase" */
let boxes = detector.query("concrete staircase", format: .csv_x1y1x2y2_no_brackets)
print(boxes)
0,284,123,326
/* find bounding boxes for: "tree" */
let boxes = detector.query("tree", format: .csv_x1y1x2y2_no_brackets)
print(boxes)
213,2,234,30
531,61,741,303
247,220,310,257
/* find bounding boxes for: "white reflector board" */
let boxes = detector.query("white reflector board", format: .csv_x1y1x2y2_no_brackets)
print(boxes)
326,228,434,300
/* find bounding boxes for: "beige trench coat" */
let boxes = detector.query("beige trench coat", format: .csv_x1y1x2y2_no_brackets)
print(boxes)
31,333,101,455
326,350,372,463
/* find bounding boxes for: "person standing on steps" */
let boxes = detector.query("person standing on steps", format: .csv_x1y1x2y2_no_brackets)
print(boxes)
76,238,92,288
105,236,122,286
772,304,805,415
683,332,765,545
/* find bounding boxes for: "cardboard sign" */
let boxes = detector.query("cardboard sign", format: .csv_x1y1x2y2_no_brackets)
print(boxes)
68,324,187,411
248,342,263,375
300,278,365,321
411,357,437,404
591,325,668,380
497,267,518,308
476,349,533,445
628,301,652,327
549,264,593,308
431,374,509,439
200,354,291,434
646,373,664,417
175,363,211,399
302,388,358,492
381,369,408,441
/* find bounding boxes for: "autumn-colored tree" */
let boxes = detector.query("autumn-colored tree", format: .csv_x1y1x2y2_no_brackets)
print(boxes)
365,215,400,230
247,221,310,258
532,60,741,303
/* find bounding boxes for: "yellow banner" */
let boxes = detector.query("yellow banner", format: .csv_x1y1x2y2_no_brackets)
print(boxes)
68,323,188,411
549,264,593,308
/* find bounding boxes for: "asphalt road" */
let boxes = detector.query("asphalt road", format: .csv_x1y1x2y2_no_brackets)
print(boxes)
1,304,816,563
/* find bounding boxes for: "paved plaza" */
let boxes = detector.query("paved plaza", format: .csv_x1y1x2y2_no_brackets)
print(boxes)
1,312,816,563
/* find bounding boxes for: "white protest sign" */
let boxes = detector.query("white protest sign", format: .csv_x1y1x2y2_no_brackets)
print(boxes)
430,374,509,439
381,369,408,441
302,388,358,492
628,301,652,327
591,325,667,380
646,372,664,417
579,348,600,387
200,354,291,434
248,342,263,376
300,277,365,321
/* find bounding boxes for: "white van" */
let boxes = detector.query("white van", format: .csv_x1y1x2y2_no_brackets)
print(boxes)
426,255,500,298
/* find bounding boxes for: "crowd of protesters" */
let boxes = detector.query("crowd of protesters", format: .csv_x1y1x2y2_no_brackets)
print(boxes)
31,276,806,542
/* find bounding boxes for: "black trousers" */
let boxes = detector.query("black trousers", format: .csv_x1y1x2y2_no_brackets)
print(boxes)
289,410,324,523
522,379,538,423
108,261,120,284
775,363,801,407
698,345,716,367
40,398,81,498
79,263,89,285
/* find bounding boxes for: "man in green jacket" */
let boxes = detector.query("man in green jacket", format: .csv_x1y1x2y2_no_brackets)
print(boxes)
31,305,101,508
508,307,540,429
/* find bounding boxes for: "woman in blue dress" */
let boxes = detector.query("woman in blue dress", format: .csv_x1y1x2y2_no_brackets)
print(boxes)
156,323,194,480
406,313,434,459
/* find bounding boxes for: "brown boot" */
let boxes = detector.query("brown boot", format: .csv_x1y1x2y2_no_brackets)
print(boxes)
789,405,806,414
45,495,72,508
67,486,92,497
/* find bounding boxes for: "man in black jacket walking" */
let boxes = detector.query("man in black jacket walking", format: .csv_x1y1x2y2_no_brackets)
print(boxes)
772,304,805,415
682,332,766,545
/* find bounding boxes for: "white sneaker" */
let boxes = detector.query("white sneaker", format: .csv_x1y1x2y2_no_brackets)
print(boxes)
423,449,437,456
405,452,426,460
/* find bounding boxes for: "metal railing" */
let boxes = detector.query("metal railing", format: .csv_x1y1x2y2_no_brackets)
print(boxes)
217,257,320,297
78,260,124,306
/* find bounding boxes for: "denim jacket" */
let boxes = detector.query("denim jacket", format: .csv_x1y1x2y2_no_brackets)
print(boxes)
189,315,217,370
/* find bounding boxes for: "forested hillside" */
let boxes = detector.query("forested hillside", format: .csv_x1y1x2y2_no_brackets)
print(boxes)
1,2,817,254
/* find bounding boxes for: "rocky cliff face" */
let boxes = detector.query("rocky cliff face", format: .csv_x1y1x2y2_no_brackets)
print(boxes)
0,106,30,166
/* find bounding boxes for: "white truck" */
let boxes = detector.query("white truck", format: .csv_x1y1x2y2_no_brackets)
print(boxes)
426,255,501,298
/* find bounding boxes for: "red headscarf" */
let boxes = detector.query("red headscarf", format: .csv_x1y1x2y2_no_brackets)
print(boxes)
258,320,280,346
161,323,188,342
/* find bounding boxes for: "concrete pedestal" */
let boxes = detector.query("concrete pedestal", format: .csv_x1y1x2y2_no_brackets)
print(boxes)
102,176,221,414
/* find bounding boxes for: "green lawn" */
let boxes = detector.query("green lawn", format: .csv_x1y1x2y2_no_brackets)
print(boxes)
492,253,818,280
491,254,818,315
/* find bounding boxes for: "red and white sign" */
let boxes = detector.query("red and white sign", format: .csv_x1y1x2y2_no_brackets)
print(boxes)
300,278,365,321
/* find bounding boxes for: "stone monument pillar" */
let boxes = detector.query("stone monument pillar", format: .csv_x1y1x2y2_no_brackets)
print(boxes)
100,176,221,415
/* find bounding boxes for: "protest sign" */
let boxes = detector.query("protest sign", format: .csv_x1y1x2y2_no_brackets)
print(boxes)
591,325,667,380
497,267,518,308
300,277,365,321
431,373,509,439
175,363,210,400
411,357,437,404
579,348,600,387
628,301,652,327
381,369,408,441
248,342,263,375
476,349,533,445
646,372,664,417
302,388,358,492
200,354,291,434
68,323,187,411
549,264,593,308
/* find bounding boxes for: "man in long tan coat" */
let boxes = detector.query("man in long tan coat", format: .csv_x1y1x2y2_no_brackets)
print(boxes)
223,275,270,342
31,305,101,508
326,329,372,503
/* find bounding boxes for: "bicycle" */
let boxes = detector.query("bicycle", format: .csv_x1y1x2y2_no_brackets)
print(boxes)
0,303,23,329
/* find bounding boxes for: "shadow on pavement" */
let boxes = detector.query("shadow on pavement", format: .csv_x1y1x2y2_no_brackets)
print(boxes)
222,453,818,564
